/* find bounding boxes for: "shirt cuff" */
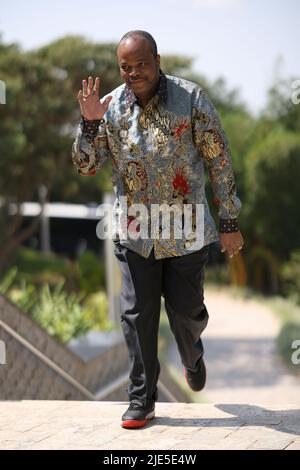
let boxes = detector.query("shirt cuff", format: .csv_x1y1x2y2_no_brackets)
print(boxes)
219,218,239,233
80,115,104,137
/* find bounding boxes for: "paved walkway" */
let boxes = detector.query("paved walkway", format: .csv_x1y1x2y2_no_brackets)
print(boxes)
166,287,300,405
1,287,299,450
0,401,299,450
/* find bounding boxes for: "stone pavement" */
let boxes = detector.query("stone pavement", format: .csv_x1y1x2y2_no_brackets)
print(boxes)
0,400,299,450
166,287,300,405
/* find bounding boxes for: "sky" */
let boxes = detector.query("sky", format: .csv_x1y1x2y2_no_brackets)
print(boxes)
0,0,299,115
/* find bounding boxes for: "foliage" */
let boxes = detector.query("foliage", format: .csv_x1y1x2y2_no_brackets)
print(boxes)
277,322,300,375
243,127,300,259
13,247,106,292
30,282,90,343
77,250,106,293
83,291,114,331
0,267,111,343
13,247,80,294
280,250,300,305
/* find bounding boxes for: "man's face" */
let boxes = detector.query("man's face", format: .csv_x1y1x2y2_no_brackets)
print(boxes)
117,35,160,98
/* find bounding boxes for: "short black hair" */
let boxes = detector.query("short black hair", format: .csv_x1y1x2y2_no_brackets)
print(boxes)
118,30,158,57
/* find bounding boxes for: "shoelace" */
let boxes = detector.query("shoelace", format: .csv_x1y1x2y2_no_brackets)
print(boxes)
128,402,144,410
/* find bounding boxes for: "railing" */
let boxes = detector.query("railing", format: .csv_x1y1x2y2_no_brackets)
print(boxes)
0,319,178,402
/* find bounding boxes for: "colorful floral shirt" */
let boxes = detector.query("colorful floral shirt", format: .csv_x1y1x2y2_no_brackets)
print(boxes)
72,71,242,259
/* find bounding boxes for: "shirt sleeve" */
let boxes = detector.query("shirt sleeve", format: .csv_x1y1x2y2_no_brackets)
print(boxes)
71,115,111,176
192,88,242,233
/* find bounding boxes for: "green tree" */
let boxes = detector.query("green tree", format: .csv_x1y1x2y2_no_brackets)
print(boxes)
244,126,300,259
0,38,72,271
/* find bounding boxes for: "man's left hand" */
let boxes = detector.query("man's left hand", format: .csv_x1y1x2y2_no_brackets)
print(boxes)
219,231,244,258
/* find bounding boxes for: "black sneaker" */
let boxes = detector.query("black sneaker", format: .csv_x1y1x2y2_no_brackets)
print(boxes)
184,356,206,392
121,401,155,429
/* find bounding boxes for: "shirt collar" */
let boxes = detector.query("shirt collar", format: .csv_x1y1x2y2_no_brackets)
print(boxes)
125,69,168,110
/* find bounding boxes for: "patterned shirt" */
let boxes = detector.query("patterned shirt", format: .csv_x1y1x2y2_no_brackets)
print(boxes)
72,70,242,259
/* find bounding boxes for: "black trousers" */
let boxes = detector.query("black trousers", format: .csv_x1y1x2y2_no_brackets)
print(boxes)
113,241,210,407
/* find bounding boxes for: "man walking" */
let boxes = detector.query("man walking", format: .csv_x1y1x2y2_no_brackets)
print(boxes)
72,30,244,429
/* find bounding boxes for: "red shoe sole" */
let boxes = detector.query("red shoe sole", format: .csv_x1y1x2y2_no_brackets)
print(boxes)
121,415,155,429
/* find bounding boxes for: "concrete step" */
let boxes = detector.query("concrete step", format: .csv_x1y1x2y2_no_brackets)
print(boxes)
0,401,299,450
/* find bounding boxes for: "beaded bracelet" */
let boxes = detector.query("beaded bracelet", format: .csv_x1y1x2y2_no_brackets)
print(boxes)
80,115,105,136
219,219,239,233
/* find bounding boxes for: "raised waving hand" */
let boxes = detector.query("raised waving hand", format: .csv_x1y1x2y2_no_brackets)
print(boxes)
78,76,112,120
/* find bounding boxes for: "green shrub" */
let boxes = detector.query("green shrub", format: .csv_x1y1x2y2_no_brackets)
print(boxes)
277,322,300,375
0,269,111,343
13,247,106,294
0,266,38,312
29,282,92,343
77,250,106,293
16,248,67,274
83,291,114,331
280,249,300,305
0,266,19,295
15,248,79,291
